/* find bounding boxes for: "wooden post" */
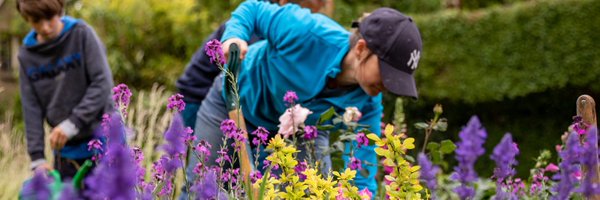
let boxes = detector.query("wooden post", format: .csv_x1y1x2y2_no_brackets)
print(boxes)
576,95,600,199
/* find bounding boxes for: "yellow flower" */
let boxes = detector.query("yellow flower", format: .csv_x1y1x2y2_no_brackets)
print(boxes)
332,168,356,181
266,134,286,150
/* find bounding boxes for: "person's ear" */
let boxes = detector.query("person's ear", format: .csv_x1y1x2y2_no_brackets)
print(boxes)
354,39,370,60
278,0,288,5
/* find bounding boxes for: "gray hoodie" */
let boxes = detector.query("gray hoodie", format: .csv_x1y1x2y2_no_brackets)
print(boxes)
18,17,113,168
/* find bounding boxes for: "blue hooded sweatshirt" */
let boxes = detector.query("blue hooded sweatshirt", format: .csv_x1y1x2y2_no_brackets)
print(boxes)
222,1,383,193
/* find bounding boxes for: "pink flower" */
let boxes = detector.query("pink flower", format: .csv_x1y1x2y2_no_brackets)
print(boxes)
278,104,312,138
358,188,373,200
545,163,559,173
343,107,362,124
356,132,369,148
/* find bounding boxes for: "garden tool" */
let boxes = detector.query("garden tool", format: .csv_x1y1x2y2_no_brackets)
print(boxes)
224,43,254,183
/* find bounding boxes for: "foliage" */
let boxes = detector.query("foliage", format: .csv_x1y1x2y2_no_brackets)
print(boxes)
413,0,600,103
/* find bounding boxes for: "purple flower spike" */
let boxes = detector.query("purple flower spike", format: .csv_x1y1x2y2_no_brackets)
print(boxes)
491,133,519,182
283,90,298,105
192,169,219,199
579,127,600,197
491,133,519,200
418,153,440,194
452,116,487,200
551,132,584,200
162,114,187,166
22,170,52,200
167,93,186,112
205,39,225,66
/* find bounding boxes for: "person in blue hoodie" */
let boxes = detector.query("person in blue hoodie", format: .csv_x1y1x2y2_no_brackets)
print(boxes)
16,0,113,179
185,0,423,195
176,0,328,130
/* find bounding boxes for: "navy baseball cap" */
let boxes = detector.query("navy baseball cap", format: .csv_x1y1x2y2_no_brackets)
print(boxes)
354,8,423,99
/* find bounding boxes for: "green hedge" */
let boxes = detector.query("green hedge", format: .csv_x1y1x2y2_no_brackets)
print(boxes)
414,0,600,103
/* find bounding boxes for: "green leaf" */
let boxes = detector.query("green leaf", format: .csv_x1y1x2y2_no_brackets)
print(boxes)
426,142,440,152
431,151,443,164
318,107,336,124
433,119,448,132
405,155,415,163
440,140,456,154
317,124,335,131
414,122,429,130
338,133,356,142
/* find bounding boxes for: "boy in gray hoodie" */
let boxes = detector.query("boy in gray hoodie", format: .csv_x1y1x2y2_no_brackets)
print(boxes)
16,0,113,179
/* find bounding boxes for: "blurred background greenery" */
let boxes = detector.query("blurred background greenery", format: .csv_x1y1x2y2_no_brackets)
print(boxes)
1,0,599,180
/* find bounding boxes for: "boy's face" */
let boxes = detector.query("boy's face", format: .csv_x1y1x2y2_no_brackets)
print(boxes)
357,53,385,96
27,15,63,42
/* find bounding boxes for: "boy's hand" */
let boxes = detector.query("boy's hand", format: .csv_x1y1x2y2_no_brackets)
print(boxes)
49,127,68,150
222,38,248,62
34,163,53,172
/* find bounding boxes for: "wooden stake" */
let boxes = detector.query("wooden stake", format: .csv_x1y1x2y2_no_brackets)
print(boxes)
576,95,600,199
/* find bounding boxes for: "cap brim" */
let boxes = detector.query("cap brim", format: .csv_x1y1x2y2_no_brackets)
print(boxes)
379,59,418,99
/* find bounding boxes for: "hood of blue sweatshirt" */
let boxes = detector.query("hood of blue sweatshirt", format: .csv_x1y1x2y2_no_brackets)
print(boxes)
23,16,80,47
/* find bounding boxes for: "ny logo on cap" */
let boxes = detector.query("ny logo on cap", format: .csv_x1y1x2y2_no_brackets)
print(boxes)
407,49,421,70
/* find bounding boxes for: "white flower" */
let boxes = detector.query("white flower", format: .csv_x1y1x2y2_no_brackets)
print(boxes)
343,106,362,125
278,104,313,138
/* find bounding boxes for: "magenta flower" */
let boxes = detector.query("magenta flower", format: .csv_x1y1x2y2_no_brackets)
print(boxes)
183,127,195,144
87,139,103,151
112,84,132,116
303,125,318,140
358,188,373,199
356,132,369,148
283,90,298,105
220,119,238,138
349,157,362,170
205,39,225,66
194,140,212,160
216,147,231,164
545,163,559,173
572,116,588,135
250,171,263,184
251,127,269,146
294,161,308,180
167,93,186,112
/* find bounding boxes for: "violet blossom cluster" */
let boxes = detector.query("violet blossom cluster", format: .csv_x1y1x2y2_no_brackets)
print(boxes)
418,153,440,197
579,127,600,197
452,116,487,200
551,132,583,200
167,93,186,112
205,39,225,66
491,133,520,200
112,84,132,116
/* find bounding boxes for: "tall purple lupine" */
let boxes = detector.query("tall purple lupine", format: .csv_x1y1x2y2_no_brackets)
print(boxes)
205,39,225,66
192,168,220,199
491,133,519,200
452,116,487,200
59,183,81,200
21,170,52,200
112,84,132,116
418,153,440,198
551,132,583,200
162,114,187,173
579,126,600,197
84,112,136,200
